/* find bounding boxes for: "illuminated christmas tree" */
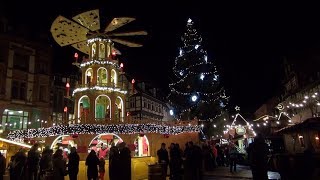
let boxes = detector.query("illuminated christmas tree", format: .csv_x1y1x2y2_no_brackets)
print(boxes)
168,18,229,137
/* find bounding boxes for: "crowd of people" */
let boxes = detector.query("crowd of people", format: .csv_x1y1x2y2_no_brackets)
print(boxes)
0,134,271,180
2,141,132,180
157,141,242,180
157,135,270,180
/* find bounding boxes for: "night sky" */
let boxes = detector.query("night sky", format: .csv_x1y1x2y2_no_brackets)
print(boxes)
2,1,320,115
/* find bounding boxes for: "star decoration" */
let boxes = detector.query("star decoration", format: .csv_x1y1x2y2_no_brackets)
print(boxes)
235,106,240,111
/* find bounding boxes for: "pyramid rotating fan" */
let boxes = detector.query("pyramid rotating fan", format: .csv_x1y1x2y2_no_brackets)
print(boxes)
50,9,147,55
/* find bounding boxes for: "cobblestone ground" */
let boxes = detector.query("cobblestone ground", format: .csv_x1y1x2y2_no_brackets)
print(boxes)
203,165,281,180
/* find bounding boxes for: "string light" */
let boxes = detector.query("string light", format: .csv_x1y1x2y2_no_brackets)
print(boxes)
80,60,119,68
7,123,202,140
73,86,127,96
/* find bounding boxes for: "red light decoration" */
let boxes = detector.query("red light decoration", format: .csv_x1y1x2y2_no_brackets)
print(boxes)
112,51,116,56
74,53,78,58
120,63,124,72
163,134,170,138
66,83,70,97
64,107,68,112
131,79,135,93
72,134,79,138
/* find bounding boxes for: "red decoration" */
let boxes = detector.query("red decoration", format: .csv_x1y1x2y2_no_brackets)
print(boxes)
163,134,169,138
72,134,78,138
120,63,124,73
64,107,68,113
139,133,144,137
100,134,113,140
132,79,135,93
63,136,73,141
74,53,79,62
66,83,70,97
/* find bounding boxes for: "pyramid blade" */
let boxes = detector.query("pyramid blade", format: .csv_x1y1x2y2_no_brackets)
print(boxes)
72,41,90,55
108,31,148,36
72,9,100,31
50,16,89,46
104,17,135,33
111,38,143,47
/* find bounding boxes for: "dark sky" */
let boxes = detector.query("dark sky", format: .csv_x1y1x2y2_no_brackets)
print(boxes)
2,1,320,114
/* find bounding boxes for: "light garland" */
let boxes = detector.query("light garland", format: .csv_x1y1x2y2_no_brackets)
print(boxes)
80,60,119,68
170,87,225,96
7,123,201,140
73,86,127,96
87,38,111,44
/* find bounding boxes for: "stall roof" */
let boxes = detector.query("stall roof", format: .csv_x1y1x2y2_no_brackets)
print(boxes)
276,117,320,134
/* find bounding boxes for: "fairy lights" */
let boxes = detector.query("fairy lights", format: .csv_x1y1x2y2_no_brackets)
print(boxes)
73,86,127,96
87,38,111,44
80,60,119,68
7,123,202,140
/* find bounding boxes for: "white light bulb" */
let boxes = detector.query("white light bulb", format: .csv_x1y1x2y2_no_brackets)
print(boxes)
204,55,207,62
195,45,200,49
200,74,205,80
191,95,198,102
169,110,174,116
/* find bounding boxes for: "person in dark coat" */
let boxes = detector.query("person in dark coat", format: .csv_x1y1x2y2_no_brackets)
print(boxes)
39,146,53,180
0,152,6,180
68,147,80,180
8,155,15,180
118,142,131,180
98,157,105,180
108,142,119,180
52,149,67,180
27,143,41,180
86,150,99,180
157,143,169,178
247,134,269,180
169,143,183,180
229,144,238,173
11,149,27,180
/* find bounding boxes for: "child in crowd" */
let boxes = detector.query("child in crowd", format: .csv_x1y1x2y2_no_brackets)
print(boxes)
99,157,105,180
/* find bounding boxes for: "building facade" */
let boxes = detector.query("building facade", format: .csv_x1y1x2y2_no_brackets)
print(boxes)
279,56,320,123
126,81,173,121
0,34,52,133
50,74,79,126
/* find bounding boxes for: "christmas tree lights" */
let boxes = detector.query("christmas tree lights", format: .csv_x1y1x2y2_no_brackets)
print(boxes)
167,18,229,138
168,18,229,121
7,123,201,140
